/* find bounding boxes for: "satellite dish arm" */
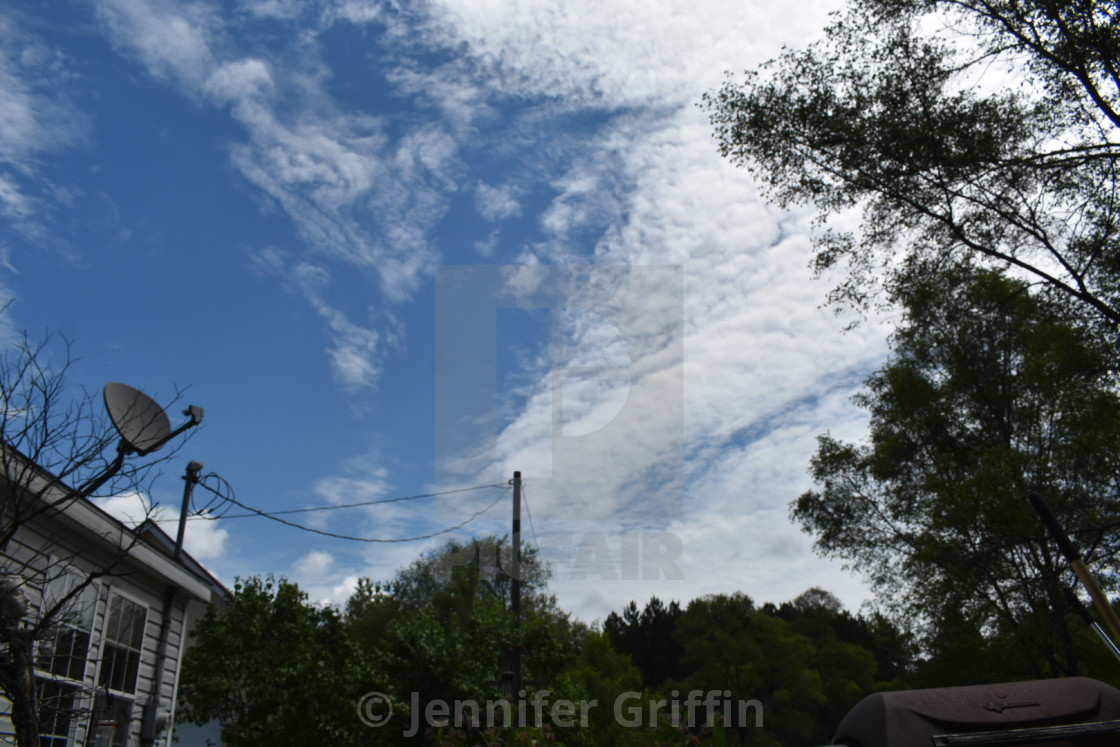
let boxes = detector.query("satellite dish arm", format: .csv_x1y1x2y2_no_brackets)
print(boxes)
69,441,130,502
134,405,204,456
67,405,203,499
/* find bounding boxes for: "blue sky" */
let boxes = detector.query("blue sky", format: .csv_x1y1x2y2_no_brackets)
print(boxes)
1,0,891,622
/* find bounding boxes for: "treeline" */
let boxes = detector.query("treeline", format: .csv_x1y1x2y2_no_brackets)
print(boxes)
179,533,1114,747
600,590,911,746
179,538,908,746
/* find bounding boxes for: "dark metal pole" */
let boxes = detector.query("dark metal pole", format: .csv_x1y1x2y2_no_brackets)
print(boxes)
512,470,522,699
175,461,203,561
1029,492,1120,644
1065,588,1120,665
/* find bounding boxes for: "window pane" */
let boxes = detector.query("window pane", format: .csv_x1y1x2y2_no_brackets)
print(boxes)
100,596,146,694
104,597,124,643
123,650,139,694
38,569,96,686
127,604,145,650
40,628,91,681
38,678,79,745
42,570,96,628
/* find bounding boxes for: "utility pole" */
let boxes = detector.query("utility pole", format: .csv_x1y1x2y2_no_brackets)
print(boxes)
175,460,204,561
511,470,523,700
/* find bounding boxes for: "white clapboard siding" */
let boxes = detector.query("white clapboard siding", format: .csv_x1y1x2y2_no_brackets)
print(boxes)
1,462,223,747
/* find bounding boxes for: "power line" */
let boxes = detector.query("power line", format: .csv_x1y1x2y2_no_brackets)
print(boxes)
189,478,510,543
214,482,507,519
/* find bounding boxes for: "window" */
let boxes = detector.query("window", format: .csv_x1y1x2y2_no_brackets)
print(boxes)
38,679,80,747
98,595,147,695
35,569,97,747
37,570,96,681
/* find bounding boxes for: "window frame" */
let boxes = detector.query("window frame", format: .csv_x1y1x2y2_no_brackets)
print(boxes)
37,678,82,747
34,564,100,747
36,567,98,684
96,589,149,697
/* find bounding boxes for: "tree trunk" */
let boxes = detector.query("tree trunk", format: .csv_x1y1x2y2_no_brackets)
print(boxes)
1,626,40,747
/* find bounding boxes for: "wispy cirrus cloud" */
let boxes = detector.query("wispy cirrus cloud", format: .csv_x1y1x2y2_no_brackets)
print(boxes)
251,247,394,390
475,181,521,222
383,0,839,108
369,0,885,616
91,0,457,389
0,14,90,246
86,0,888,620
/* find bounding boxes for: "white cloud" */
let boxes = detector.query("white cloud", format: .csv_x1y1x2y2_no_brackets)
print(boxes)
475,181,521,222
251,250,387,390
92,492,231,562
237,0,310,21
0,17,89,161
95,0,217,91
87,0,887,621
0,15,90,245
391,0,840,109
416,4,887,616
203,58,274,103
322,1,384,27
304,454,446,540
0,174,36,223
92,0,454,391
115,1,446,295
312,459,391,505
293,550,334,578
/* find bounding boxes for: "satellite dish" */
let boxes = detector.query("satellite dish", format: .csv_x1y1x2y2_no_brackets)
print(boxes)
103,383,172,455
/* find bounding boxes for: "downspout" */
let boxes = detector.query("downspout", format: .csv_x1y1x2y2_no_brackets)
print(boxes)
142,461,200,746
141,585,177,746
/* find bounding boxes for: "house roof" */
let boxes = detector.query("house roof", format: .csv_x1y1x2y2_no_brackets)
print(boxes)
134,518,228,600
2,442,227,604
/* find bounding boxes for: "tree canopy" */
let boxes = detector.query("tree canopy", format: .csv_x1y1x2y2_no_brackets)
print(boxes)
793,262,1120,679
180,538,916,746
179,576,371,747
705,0,1120,330
603,596,684,688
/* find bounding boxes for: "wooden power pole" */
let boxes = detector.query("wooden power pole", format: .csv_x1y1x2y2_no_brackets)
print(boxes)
511,470,523,698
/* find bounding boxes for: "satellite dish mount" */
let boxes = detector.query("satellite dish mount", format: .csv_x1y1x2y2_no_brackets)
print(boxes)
103,383,204,456
71,384,204,500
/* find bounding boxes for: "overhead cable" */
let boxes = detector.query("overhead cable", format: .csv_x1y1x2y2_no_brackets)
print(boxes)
192,478,509,543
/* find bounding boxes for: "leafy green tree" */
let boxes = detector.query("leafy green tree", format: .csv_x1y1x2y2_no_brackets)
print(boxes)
603,596,684,688
672,593,764,702
671,593,830,746
179,576,372,747
346,577,399,650
555,631,652,747
769,588,913,687
352,536,584,743
793,263,1120,680
386,535,552,613
705,0,1120,331
770,589,907,731
598,590,905,745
